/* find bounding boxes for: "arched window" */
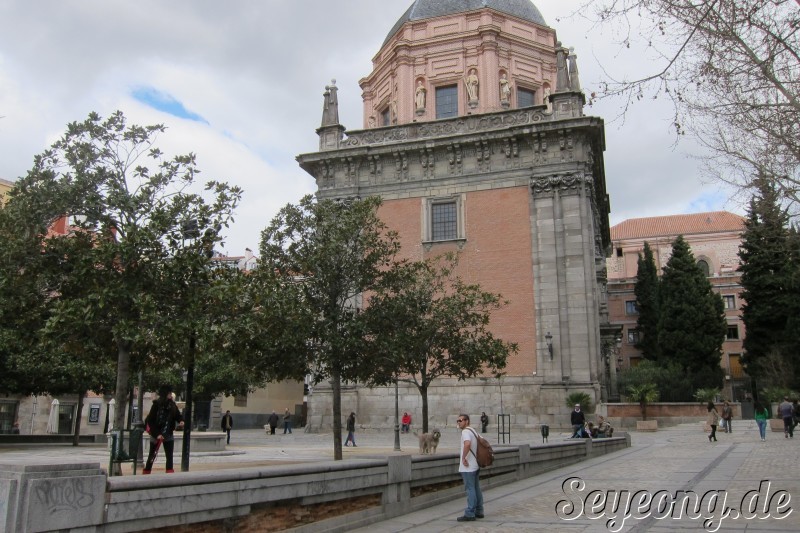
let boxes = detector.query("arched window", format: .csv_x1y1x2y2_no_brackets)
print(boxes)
697,259,710,277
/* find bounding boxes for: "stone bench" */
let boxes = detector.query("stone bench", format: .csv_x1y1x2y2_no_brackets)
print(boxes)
141,431,227,453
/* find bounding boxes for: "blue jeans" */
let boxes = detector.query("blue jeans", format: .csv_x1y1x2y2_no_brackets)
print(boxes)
461,470,484,518
756,419,766,439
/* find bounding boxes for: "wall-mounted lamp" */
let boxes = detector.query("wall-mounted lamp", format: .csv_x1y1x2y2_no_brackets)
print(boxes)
545,331,553,360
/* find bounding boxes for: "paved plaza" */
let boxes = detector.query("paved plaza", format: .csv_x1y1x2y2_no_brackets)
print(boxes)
1,421,798,532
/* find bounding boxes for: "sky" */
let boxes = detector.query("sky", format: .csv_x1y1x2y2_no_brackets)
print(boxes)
0,0,742,256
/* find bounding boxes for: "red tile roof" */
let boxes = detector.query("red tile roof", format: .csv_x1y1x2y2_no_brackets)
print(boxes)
611,211,745,241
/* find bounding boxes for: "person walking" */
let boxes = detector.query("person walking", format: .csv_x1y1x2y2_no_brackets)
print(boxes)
480,412,489,433
706,401,719,442
778,397,794,438
456,414,484,522
267,410,279,435
283,408,293,434
221,410,233,444
143,384,184,474
721,401,733,433
754,400,769,441
570,404,586,438
344,412,357,447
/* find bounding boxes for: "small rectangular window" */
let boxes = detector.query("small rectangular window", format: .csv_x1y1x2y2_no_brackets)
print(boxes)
435,85,458,119
726,326,739,340
233,394,248,407
381,108,391,126
615,247,623,258
627,329,640,344
431,201,458,241
724,295,736,310
517,87,536,108
625,300,639,315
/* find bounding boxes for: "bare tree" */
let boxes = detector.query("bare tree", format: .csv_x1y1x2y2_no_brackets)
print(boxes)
585,0,799,213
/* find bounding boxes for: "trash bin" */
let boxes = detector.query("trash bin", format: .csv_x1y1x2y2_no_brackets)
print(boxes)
108,427,144,476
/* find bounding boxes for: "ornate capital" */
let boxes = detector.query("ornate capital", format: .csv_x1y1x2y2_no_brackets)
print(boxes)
531,172,594,195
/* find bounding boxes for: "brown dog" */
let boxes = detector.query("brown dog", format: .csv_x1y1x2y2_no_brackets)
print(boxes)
414,429,441,454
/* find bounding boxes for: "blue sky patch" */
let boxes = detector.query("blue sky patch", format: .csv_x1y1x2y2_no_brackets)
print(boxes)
687,190,728,213
132,87,208,124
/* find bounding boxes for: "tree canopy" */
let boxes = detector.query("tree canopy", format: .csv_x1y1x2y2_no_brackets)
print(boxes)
657,235,726,388
258,195,403,459
363,253,516,433
1,111,243,432
586,0,799,213
634,242,661,361
738,178,800,390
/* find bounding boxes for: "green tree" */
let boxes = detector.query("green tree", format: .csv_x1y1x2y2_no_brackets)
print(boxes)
658,236,726,389
738,178,799,389
617,360,692,402
5,111,241,433
0,182,118,445
258,195,402,460
634,241,661,361
363,254,516,433
626,383,660,421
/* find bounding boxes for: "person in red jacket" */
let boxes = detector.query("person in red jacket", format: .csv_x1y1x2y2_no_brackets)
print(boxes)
401,412,412,433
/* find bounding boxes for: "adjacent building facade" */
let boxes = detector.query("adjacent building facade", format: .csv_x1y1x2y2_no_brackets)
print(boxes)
606,211,750,402
297,0,615,429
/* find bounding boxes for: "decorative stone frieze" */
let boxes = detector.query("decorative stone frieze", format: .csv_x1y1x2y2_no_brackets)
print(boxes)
530,172,593,195
341,107,549,148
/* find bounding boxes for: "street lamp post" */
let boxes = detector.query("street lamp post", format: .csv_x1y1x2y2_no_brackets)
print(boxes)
181,334,195,472
393,378,401,451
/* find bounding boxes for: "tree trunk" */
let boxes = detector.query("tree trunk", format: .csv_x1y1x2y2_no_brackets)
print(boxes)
111,341,131,476
72,390,86,447
641,401,647,421
113,340,131,431
420,384,429,434
331,369,342,460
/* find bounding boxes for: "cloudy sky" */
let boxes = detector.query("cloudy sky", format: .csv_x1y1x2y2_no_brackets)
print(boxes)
0,0,741,255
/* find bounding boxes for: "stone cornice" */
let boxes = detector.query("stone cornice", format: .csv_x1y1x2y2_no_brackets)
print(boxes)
337,105,585,149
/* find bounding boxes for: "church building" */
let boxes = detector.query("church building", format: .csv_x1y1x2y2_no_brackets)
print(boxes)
297,0,614,430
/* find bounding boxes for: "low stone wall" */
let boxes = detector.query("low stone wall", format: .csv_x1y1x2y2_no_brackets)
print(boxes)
1,436,629,533
0,434,107,445
601,402,743,429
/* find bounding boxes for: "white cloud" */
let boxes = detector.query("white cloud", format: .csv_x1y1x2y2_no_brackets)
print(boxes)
0,0,742,254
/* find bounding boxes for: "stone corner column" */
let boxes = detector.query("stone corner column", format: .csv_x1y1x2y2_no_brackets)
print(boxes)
383,455,413,518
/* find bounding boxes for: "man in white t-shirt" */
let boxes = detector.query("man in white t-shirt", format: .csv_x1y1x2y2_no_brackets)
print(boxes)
456,414,484,521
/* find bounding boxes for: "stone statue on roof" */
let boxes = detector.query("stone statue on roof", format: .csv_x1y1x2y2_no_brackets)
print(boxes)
321,79,340,127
